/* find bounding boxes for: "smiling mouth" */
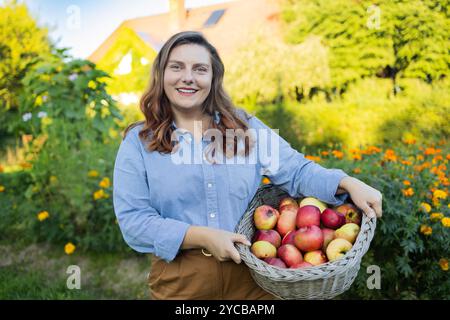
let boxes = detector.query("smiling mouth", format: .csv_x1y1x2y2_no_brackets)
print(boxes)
176,88,198,96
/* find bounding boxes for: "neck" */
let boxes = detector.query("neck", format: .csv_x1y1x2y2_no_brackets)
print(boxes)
171,106,212,133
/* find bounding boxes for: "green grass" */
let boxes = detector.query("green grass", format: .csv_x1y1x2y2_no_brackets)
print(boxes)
0,242,152,299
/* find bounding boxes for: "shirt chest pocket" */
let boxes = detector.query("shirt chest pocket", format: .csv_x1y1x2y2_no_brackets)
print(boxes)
226,164,257,200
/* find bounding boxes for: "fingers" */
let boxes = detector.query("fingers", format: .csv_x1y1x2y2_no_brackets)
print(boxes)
232,233,251,246
230,248,242,264
359,202,377,219
373,200,382,218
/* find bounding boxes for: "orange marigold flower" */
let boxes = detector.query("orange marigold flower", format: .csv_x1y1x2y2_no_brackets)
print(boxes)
0,185,5,193
88,170,99,178
331,150,344,159
403,180,411,186
433,189,447,200
401,160,412,165
420,225,432,236
424,147,437,155
321,151,329,156
446,154,450,160
439,258,448,271
420,202,431,213
0,164,4,173
353,168,361,174
403,138,416,145
305,155,321,162
262,177,271,185
442,217,450,228
352,154,362,161
383,149,397,162
402,188,414,197
99,177,111,189
430,213,444,222
416,154,424,161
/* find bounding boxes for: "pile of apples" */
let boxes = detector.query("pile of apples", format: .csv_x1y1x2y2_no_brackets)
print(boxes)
250,196,362,269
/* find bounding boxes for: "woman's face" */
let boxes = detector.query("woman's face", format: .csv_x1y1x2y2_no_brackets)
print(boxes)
163,44,213,113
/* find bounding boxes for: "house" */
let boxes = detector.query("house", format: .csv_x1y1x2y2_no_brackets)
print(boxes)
87,0,282,105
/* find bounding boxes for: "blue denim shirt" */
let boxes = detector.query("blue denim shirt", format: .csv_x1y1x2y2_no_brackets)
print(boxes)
113,110,349,262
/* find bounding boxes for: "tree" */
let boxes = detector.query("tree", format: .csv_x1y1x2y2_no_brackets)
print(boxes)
0,0,53,137
281,0,450,95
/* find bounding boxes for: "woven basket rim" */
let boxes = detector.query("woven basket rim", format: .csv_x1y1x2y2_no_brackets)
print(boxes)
235,184,377,282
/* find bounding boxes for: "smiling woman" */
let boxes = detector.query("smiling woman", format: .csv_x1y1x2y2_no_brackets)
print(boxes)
112,30,382,300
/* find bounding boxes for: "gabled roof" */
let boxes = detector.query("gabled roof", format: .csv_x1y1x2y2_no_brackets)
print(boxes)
88,0,281,63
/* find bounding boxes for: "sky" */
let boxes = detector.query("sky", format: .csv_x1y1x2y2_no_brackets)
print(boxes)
15,0,234,59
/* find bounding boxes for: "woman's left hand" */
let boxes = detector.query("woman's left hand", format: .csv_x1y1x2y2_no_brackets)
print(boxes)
338,176,383,219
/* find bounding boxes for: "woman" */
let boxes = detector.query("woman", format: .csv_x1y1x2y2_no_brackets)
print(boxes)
113,31,382,300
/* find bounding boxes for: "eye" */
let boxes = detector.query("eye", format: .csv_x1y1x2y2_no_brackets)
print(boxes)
197,67,208,73
169,65,180,70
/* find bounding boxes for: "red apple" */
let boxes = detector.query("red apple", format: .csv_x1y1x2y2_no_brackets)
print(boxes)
334,203,362,225
279,197,299,211
294,225,324,252
251,241,277,259
304,250,328,266
264,257,287,268
253,205,279,230
276,208,297,237
296,205,321,228
252,229,282,248
290,261,314,269
321,208,346,229
281,230,297,246
321,228,336,252
277,244,303,267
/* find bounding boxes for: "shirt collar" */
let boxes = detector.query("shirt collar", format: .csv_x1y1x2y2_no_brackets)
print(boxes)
170,110,221,131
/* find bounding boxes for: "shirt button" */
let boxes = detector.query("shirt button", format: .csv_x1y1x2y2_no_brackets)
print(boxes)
209,213,216,218
185,136,192,143
207,183,212,188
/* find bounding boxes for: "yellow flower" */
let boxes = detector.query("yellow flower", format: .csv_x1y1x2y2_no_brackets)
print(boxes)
41,117,53,127
441,217,450,228
37,211,50,221
93,189,106,200
402,188,414,197
88,80,97,89
0,185,5,192
403,180,411,186
433,189,447,200
430,213,444,222
99,177,111,189
420,225,432,236
49,175,58,184
109,127,119,139
439,258,449,271
88,170,99,178
0,164,4,173
262,177,271,185
420,202,432,213
64,242,76,255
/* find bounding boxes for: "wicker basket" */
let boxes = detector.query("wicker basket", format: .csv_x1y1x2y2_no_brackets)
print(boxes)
235,184,376,300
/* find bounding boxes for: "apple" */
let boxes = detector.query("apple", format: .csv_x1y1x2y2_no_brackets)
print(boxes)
294,225,324,252
251,241,277,259
253,205,279,230
277,244,303,267
281,230,297,246
296,205,321,228
252,230,282,248
321,208,346,229
276,208,297,237
279,197,299,211
335,223,360,244
290,261,313,269
304,250,328,266
264,257,287,268
334,203,362,225
299,197,327,213
326,238,353,262
321,228,336,252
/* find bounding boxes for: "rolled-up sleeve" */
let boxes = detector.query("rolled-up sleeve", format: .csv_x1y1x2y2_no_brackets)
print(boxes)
113,131,190,262
250,116,349,206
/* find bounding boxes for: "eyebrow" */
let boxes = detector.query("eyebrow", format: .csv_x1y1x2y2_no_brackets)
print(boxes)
168,60,210,68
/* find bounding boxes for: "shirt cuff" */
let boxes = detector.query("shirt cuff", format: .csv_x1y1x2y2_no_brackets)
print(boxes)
154,218,191,262
321,169,350,207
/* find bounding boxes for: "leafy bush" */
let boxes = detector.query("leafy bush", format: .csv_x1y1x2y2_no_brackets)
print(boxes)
9,50,130,253
305,140,449,299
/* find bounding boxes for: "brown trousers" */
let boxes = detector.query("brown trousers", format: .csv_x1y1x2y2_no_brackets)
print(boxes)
148,249,276,300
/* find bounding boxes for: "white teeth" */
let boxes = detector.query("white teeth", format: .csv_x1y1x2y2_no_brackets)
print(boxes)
177,89,196,93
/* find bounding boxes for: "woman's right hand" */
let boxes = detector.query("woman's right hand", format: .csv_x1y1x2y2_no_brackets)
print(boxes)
202,228,251,264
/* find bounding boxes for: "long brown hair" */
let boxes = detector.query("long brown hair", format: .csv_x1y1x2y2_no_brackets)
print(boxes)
123,31,254,158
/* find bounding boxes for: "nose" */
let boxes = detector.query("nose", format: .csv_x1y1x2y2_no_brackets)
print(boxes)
181,68,194,84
